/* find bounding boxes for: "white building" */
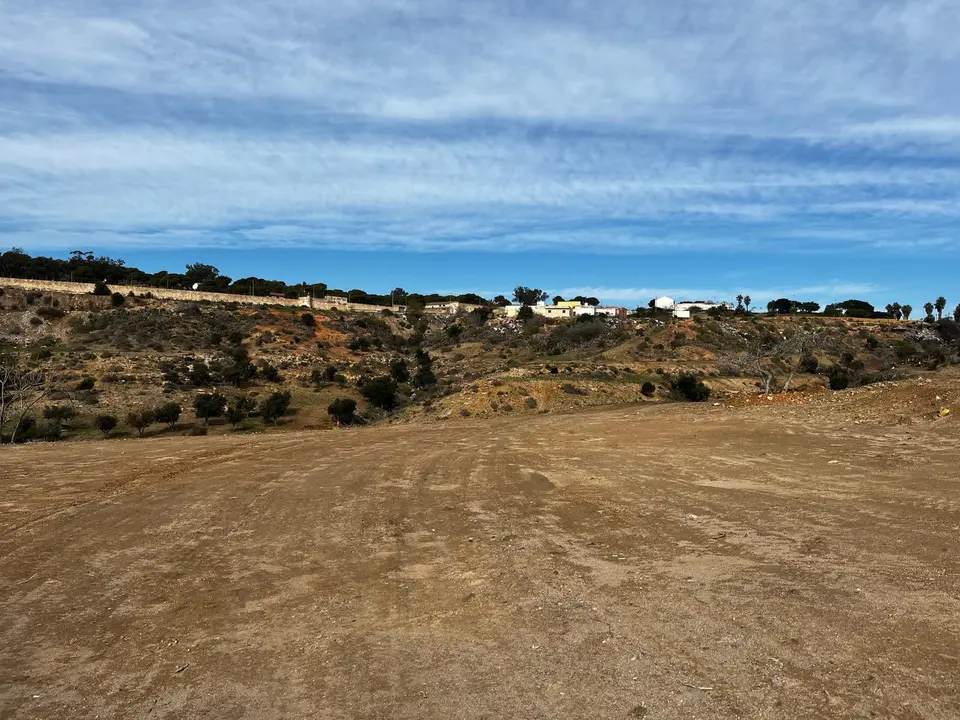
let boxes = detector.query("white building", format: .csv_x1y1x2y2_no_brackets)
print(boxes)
653,296,676,310
673,301,728,318
425,301,484,315
503,303,573,320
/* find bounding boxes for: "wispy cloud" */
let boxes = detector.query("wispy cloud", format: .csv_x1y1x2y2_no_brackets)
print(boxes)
1,0,959,256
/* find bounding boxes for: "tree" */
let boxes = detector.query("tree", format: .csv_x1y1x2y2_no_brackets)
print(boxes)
193,392,226,424
92,280,111,296
154,402,182,429
736,295,744,311
517,305,534,321
328,397,358,426
954,304,960,322
725,327,825,395
126,408,156,437
111,291,125,307
513,286,549,306
902,304,913,320
743,296,752,312
0,351,54,444
300,312,316,327
184,263,220,288
96,414,118,437
924,302,935,322
226,395,256,427
413,349,437,389
260,390,292,425
389,358,410,384
572,296,601,307
360,376,399,410
42,405,76,438
935,296,947,320
552,296,565,305
493,295,510,307
219,346,256,386
768,298,795,315
885,303,903,320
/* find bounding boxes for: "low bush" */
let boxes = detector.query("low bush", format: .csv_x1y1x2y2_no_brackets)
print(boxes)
260,390,293,424
327,397,358,425
670,374,710,402
641,381,656,397
95,414,118,436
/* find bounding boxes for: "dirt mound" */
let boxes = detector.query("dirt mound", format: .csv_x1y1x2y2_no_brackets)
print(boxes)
724,375,960,426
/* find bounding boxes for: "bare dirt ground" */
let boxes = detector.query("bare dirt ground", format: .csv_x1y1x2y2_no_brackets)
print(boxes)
1,394,958,719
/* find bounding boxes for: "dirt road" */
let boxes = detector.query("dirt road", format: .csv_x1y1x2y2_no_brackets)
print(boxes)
1,404,958,719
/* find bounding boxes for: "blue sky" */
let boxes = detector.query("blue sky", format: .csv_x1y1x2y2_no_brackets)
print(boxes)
1,0,959,309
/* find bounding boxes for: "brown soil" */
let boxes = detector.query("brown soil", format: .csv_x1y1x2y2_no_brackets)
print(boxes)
1,386,959,719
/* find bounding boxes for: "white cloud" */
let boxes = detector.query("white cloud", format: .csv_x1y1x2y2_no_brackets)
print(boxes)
0,0,959,255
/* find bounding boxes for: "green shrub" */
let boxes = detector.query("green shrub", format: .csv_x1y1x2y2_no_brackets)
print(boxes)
37,306,66,320
95,414,118,436
360,376,399,410
126,408,156,436
92,280,111,296
154,402,182,428
76,376,96,391
327,397,358,425
111,292,125,307
194,392,227,424
670,374,710,402
260,390,293,425
641,381,656,397
226,395,256,426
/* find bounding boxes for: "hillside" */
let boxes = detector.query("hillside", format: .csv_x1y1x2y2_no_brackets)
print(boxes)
2,283,959,443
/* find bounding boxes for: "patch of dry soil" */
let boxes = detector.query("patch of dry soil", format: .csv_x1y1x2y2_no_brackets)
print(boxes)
1,399,958,718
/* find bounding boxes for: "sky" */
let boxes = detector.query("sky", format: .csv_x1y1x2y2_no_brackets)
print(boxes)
1,0,959,309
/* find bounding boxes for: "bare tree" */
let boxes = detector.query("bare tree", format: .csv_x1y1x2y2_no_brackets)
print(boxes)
724,327,824,395
0,351,55,443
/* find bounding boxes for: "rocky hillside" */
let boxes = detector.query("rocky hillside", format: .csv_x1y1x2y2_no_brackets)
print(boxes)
2,285,958,443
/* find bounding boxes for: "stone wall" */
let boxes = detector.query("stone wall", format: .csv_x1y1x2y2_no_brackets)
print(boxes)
0,277,413,314
0,277,305,308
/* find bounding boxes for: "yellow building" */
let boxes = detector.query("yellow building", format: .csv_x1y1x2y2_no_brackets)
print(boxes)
555,300,583,308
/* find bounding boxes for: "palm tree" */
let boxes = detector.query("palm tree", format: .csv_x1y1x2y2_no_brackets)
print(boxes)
924,302,935,321
954,304,960,322
935,296,947,320
736,294,744,311
902,304,913,320
743,295,752,312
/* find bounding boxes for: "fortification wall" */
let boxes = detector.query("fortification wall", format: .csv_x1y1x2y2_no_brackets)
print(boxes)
0,277,415,314
0,278,305,308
